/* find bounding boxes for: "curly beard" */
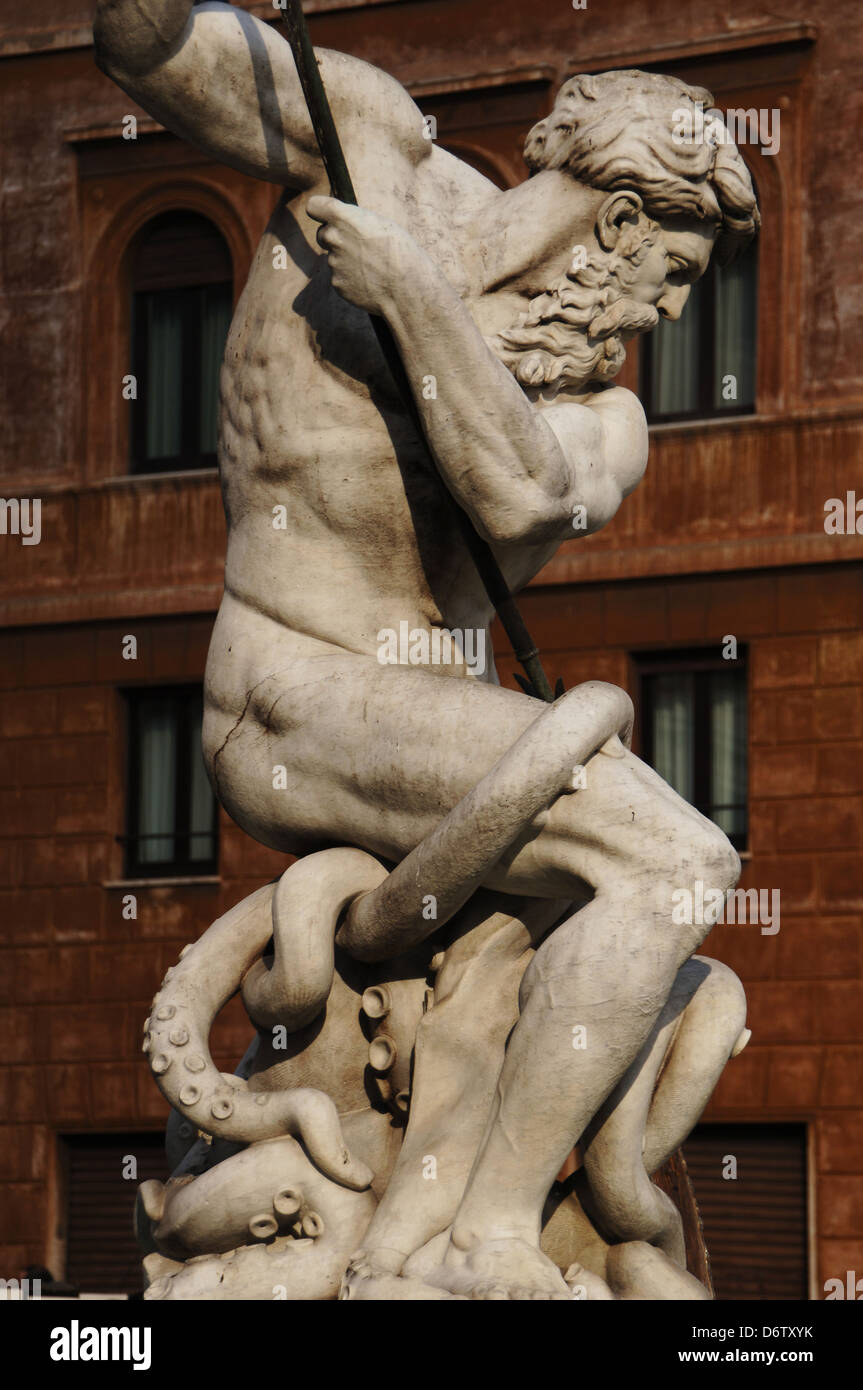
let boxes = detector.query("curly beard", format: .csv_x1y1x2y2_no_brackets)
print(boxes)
490,222,662,391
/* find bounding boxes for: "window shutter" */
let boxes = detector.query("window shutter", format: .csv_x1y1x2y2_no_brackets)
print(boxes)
64,1133,171,1295
684,1122,809,1300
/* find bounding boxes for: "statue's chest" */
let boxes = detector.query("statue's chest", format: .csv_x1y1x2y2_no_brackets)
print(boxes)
226,256,398,413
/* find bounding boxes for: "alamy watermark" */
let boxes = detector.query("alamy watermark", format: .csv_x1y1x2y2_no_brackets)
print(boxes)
824,1271,863,1299
824,492,863,534
0,1276,41,1300
671,880,780,936
672,102,780,157
0,497,41,545
50,1322,151,1371
377,620,486,677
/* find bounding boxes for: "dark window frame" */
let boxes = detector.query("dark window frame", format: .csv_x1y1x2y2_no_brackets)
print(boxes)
121,683,218,878
637,645,748,851
129,282,230,474
128,211,232,476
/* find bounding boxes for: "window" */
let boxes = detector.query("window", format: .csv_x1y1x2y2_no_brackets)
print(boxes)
684,1123,809,1300
638,648,748,850
129,212,232,473
124,685,218,877
62,1133,171,1295
640,233,758,422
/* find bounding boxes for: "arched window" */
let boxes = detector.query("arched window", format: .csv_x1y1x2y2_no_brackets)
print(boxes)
640,228,759,423
129,211,232,473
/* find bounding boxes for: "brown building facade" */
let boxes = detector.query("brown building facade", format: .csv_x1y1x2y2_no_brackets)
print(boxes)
1,0,861,1299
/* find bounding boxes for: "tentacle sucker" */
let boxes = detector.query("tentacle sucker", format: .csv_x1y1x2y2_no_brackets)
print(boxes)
143,884,372,1190
146,681,631,1196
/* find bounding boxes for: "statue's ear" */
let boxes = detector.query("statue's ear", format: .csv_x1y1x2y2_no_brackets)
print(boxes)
596,191,644,250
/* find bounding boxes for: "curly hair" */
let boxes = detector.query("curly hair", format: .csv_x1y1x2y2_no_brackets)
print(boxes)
524,70,760,262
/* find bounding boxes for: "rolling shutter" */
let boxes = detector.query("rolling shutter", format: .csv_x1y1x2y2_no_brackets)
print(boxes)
64,1133,171,1295
684,1122,809,1300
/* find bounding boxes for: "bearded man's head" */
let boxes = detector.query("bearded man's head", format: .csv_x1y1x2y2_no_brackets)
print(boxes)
492,69,760,392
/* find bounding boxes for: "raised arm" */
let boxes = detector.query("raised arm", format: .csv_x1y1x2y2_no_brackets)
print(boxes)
385,272,650,546
308,196,649,548
93,0,426,189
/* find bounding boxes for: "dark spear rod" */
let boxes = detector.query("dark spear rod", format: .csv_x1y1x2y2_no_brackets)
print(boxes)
276,7,714,1277
278,0,557,705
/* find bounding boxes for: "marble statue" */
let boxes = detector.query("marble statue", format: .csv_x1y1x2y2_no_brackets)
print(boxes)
93,0,760,1300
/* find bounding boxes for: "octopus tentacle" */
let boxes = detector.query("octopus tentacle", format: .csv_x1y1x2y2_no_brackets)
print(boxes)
338,681,634,962
147,683,632,1204
143,884,372,1190
143,1134,376,1267
143,1145,377,1302
241,848,388,1032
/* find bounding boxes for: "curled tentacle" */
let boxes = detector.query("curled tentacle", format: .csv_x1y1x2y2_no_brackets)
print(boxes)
143,885,372,1190
241,848,388,1033
338,681,634,962
141,1136,377,1300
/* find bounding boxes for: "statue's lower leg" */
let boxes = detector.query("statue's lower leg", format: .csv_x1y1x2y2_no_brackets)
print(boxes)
341,892,571,1296
430,836,739,1300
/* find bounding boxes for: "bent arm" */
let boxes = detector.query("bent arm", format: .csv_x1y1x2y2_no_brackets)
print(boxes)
93,1,426,189
382,249,649,547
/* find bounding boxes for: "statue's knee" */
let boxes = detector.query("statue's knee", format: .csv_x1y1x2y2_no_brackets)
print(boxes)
653,812,739,891
688,955,746,1008
695,822,741,895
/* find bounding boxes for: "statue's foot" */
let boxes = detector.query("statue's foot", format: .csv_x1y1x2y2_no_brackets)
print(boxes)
339,1248,466,1301
429,1237,573,1301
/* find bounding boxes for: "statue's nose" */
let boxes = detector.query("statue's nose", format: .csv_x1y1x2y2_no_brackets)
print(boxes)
657,285,691,321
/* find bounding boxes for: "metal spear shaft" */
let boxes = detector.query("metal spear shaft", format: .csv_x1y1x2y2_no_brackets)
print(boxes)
275,9,717,1281
277,0,559,704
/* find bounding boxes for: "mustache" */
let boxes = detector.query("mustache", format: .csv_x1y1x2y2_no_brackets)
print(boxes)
498,295,659,348
491,242,661,389
493,298,660,389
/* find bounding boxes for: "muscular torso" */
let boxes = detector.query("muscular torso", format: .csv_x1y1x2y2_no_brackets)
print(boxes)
207,140,557,720
94,12,644,748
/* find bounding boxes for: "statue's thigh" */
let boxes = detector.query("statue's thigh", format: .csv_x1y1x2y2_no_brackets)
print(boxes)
218,659,733,900
214,655,542,855
491,743,730,898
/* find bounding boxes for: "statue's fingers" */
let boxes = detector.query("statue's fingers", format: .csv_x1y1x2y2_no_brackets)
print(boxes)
305,193,342,224
315,223,339,251
307,195,364,231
